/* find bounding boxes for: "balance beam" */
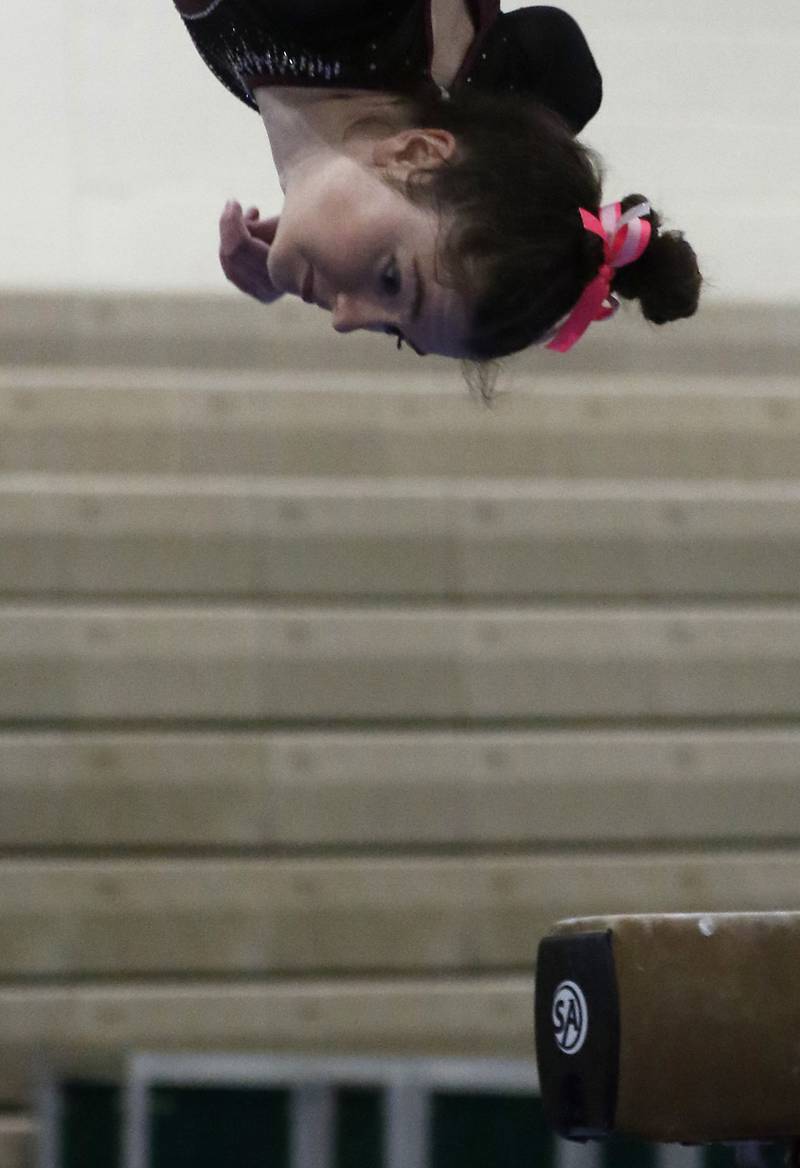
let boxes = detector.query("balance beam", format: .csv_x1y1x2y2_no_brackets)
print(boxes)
534,912,800,1145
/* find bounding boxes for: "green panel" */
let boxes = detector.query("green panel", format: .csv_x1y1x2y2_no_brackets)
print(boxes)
704,1145,786,1168
61,1082,121,1168
335,1087,384,1168
600,1134,656,1168
431,1092,553,1168
151,1086,290,1168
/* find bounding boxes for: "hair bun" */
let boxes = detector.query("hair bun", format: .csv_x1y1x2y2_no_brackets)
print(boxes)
612,193,702,325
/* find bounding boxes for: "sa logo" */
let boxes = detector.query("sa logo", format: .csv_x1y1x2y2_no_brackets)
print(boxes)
552,981,589,1055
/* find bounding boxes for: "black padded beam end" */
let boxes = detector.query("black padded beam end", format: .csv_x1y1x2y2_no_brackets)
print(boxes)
534,912,800,1144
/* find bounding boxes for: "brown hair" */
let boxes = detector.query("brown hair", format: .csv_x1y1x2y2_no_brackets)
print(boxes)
395,88,702,386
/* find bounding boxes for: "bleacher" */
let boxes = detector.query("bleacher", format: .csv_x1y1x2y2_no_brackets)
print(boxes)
1,292,799,1166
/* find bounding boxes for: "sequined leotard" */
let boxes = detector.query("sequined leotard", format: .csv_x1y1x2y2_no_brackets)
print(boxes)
173,1,602,133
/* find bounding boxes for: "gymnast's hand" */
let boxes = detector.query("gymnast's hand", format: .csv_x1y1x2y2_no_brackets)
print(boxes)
218,200,283,304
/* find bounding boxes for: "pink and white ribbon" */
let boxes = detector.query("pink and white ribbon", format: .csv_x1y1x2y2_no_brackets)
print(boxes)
546,201,652,354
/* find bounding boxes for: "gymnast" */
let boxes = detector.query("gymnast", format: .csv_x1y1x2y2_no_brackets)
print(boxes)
173,0,702,382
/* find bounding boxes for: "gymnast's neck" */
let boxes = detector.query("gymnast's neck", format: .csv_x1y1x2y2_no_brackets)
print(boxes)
254,86,413,191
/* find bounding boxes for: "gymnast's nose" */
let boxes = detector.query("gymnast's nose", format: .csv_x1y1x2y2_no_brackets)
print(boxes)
331,292,389,334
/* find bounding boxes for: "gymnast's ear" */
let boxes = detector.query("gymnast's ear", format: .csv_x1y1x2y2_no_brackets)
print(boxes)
372,129,457,175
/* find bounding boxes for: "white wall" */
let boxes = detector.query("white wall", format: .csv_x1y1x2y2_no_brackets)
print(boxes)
2,0,798,299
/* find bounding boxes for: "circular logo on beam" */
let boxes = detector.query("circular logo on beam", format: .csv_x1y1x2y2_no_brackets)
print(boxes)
552,980,589,1055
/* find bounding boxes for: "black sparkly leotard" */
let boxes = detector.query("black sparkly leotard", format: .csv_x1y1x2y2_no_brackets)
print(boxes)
173,1,602,133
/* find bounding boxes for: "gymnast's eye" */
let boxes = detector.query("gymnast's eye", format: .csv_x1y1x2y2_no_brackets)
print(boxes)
381,256,403,297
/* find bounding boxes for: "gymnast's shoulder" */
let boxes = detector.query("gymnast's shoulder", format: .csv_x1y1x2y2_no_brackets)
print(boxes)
462,5,603,133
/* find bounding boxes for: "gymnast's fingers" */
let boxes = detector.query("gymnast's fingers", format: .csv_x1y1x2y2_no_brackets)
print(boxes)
218,200,248,257
246,214,280,246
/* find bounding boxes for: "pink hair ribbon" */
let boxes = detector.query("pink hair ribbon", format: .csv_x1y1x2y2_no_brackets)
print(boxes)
546,201,652,353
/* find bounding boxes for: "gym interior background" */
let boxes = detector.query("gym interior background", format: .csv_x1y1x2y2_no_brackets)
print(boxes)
1,1,799,1165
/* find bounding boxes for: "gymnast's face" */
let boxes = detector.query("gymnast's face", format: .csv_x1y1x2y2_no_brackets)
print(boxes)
266,134,471,358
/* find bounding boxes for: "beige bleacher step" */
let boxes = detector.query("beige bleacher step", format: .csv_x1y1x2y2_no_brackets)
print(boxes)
1,728,798,850
2,475,800,599
0,974,532,1106
1,294,796,379
2,367,800,479
0,604,799,722
0,849,798,979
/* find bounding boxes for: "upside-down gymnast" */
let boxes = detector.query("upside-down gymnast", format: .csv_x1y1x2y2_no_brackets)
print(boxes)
172,0,702,377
